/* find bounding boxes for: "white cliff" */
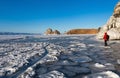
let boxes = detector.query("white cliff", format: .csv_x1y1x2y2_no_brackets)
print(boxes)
97,1,120,40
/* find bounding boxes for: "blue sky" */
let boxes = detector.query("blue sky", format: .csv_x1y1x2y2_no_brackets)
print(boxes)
0,0,118,33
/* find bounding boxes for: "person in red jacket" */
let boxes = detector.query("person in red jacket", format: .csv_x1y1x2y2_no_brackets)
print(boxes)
103,32,109,46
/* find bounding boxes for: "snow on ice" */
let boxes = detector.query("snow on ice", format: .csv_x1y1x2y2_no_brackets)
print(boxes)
0,35,120,78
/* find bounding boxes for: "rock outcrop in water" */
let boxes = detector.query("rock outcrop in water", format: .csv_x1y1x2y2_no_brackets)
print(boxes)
97,1,120,40
45,28,60,35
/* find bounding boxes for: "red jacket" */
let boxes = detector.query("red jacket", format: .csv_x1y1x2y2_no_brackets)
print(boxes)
103,33,108,41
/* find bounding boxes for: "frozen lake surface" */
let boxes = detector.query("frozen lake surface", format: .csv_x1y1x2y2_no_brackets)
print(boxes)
0,35,120,78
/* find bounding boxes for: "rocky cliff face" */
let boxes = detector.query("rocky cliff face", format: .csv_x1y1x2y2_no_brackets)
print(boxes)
97,1,120,40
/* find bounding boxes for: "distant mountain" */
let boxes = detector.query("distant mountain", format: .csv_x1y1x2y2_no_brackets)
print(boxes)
0,32,40,35
65,29,98,34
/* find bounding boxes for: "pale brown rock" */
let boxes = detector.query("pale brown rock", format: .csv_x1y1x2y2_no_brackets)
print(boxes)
45,28,60,35
53,30,61,35
45,28,53,35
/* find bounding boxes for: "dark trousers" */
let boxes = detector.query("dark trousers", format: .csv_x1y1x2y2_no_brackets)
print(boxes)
104,40,107,46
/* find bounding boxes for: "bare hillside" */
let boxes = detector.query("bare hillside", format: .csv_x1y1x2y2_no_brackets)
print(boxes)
66,29,98,34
